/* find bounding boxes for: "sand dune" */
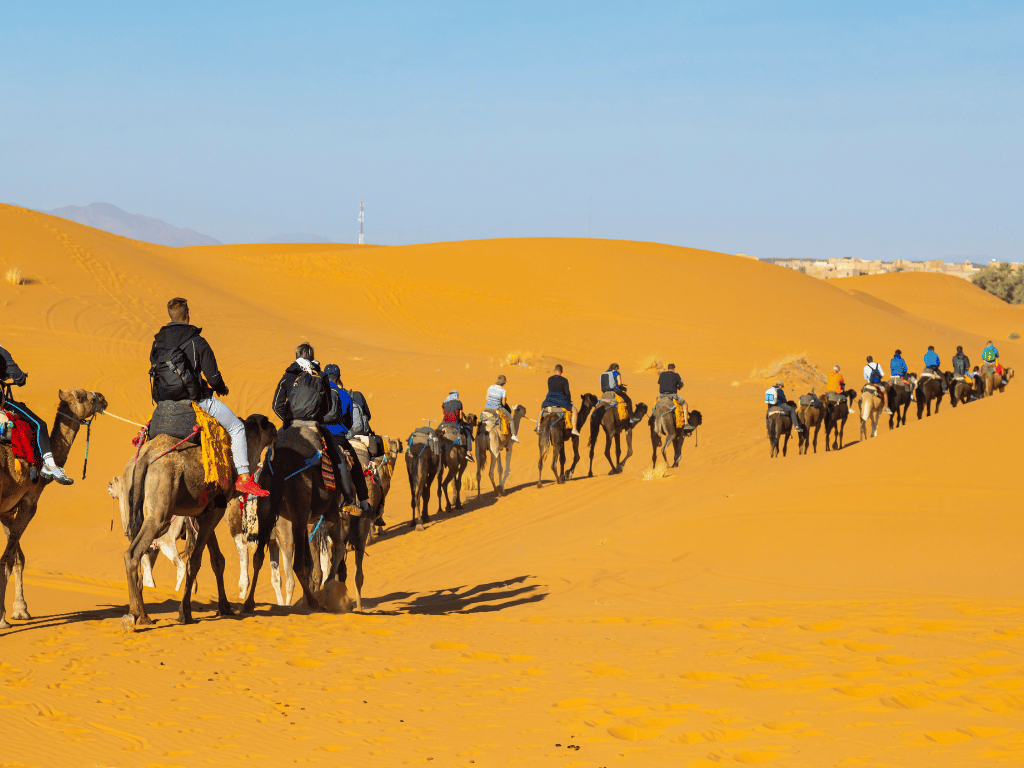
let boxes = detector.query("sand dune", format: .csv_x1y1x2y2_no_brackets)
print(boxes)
2,202,1023,766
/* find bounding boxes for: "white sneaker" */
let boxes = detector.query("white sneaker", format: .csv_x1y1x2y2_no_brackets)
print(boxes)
884,408,892,414
511,435,519,443
571,429,580,437
41,459,74,486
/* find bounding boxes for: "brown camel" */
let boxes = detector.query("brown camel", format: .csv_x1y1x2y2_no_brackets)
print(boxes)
886,376,915,428
537,394,597,486
949,374,975,407
649,398,702,468
915,371,945,418
406,427,440,530
858,385,885,440
476,405,527,496
123,413,276,626
822,390,857,449
796,397,825,455
767,409,792,458
437,416,476,512
978,364,1013,397
241,421,356,615
588,399,648,476
1,388,107,629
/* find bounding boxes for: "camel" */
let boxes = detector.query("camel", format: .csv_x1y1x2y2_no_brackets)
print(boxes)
821,391,856,450
406,427,440,530
437,417,476,512
649,398,702,468
1,388,107,629
588,399,648,476
979,364,1013,397
796,397,825,455
109,475,196,593
537,394,597,486
858,385,885,440
915,371,945,419
767,409,792,458
476,404,527,496
241,422,357,615
122,412,276,626
887,376,915,428
949,374,976,407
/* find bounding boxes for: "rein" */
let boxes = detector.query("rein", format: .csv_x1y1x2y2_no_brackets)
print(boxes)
57,409,95,480
147,426,201,466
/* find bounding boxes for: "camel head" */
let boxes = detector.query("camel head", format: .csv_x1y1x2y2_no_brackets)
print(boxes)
581,393,599,409
463,413,479,429
58,388,108,420
107,476,122,500
688,409,703,428
1007,368,1015,382
632,402,649,423
387,437,404,459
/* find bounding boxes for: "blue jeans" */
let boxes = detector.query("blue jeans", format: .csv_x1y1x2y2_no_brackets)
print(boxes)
197,396,249,474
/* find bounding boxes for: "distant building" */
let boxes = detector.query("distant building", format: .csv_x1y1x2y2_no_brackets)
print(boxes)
761,256,984,281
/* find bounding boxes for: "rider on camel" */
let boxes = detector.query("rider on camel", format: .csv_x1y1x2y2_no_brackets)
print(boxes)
0,344,73,485
600,363,640,423
540,365,579,437
485,375,519,443
863,356,890,414
825,365,845,396
442,389,475,460
150,298,267,497
765,380,804,434
922,345,948,394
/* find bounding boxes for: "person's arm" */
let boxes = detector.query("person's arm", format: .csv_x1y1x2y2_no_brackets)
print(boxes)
0,345,27,385
563,378,573,405
272,375,290,422
192,336,228,395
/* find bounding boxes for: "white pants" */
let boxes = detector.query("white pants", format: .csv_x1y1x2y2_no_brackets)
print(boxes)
197,396,249,474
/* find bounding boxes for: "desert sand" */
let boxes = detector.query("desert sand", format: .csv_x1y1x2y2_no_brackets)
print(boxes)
1,201,1023,766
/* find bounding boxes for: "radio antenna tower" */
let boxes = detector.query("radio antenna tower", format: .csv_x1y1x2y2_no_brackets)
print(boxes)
358,198,365,245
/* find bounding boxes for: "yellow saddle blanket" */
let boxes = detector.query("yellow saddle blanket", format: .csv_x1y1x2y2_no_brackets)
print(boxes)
600,392,628,420
191,403,233,492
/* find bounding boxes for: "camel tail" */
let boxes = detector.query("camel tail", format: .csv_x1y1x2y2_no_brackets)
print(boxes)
183,516,198,561
126,460,148,541
310,517,330,558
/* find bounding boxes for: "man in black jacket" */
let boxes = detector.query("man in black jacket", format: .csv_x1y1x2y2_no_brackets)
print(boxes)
272,343,371,515
150,298,267,497
0,344,73,484
952,346,971,377
658,363,685,405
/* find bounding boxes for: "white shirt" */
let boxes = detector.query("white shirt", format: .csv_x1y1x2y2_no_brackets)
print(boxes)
863,363,884,383
485,384,507,409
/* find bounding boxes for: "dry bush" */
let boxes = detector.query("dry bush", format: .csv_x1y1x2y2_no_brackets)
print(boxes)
461,472,477,491
749,353,826,383
6,267,26,286
500,350,533,368
636,355,664,373
642,465,667,481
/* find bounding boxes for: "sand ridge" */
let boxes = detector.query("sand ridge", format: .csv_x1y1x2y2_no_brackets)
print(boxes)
2,204,1023,766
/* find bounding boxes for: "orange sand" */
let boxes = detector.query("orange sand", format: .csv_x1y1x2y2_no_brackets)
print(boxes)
2,202,1023,766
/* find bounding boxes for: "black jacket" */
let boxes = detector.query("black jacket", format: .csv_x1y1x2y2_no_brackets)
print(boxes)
272,361,336,426
351,390,371,423
150,323,227,401
658,370,683,395
0,345,27,386
952,352,970,376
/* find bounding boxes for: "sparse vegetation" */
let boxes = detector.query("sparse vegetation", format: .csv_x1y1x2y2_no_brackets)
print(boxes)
636,355,664,373
972,263,1024,304
461,473,477,491
500,351,532,368
5,267,26,286
642,465,667,481
1010,333,1020,340
750,353,827,384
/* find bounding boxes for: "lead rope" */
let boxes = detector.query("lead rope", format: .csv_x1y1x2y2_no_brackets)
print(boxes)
57,410,95,480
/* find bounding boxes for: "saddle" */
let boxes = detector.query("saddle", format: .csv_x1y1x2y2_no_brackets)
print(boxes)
140,401,233,492
861,384,885,398
149,400,199,442
1,409,39,468
436,421,466,446
766,405,788,417
542,405,568,415
654,396,688,429
599,391,628,420
823,392,844,404
481,408,511,436
919,369,941,382
798,393,821,407
408,427,440,457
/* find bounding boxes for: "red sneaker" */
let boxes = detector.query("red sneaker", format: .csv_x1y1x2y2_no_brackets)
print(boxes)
235,475,269,498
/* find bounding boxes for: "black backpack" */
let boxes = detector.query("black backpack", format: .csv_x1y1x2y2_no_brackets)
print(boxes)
869,364,883,384
150,339,199,402
288,370,324,420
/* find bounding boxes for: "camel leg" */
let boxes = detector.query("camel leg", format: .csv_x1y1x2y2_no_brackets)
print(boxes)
142,549,158,589
234,533,250,599
454,461,464,509
124,514,164,626
812,423,820,454
501,446,513,492
438,463,451,512
621,429,634,470
242,490,278,614
488,446,501,496
204,526,233,617
350,519,367,612
672,431,683,467
288,514,323,613
603,428,616,474
1,502,38,625
177,509,218,624
268,536,285,605
537,427,549,488
10,539,31,621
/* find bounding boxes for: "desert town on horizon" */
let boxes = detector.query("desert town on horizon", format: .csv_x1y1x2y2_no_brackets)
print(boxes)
740,254,1018,280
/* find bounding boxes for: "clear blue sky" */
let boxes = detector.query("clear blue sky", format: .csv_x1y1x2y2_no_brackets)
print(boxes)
2,1,1021,259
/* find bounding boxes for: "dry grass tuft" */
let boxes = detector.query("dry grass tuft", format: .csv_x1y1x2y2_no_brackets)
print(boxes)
642,465,667,482
461,472,477,491
6,267,26,286
500,350,533,368
636,355,664,373
749,353,826,383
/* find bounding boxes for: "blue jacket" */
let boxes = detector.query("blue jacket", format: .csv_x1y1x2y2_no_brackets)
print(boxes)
923,350,940,369
890,356,908,376
982,345,999,363
324,382,353,436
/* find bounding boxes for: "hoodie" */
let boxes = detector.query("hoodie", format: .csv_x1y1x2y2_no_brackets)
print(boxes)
272,360,335,425
952,351,970,376
0,345,27,386
150,323,226,401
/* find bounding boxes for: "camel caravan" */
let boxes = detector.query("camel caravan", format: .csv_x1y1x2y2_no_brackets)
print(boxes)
765,343,1013,458
1,301,1011,631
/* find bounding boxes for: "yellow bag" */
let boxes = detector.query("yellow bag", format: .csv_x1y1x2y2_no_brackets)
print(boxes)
191,403,233,492
674,402,687,430
615,394,628,421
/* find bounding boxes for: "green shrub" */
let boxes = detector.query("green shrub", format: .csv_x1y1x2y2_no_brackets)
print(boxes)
972,263,1024,304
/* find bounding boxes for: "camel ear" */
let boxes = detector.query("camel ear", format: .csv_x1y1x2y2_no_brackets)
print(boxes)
58,389,67,402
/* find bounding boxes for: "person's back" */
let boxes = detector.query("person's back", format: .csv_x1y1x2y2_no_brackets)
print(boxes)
657,368,682,396
982,342,999,365
825,367,844,394
324,372,353,439
764,380,803,432
952,347,970,376
272,348,333,427
540,365,579,437
921,345,947,393
484,375,519,442
890,351,908,377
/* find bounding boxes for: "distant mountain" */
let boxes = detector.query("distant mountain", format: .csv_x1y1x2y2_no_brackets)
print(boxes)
44,202,221,247
255,233,334,244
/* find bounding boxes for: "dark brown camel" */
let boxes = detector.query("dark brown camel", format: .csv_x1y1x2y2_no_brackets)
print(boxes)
821,390,856,450
649,399,702,468
239,421,350,615
124,413,275,626
887,376,915,428
916,371,945,418
406,427,440,530
797,398,825,455
949,374,975,407
767,409,792,458
588,400,648,476
1,388,107,629
436,416,476,512
537,394,597,486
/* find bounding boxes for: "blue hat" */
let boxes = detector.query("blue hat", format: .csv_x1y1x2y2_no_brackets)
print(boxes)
324,363,341,377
